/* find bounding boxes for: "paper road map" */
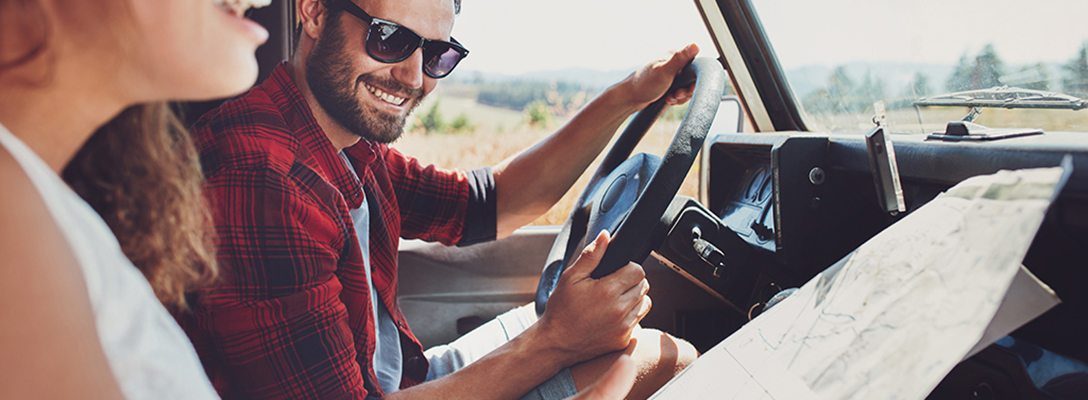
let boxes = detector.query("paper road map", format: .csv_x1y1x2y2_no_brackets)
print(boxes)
650,164,1069,400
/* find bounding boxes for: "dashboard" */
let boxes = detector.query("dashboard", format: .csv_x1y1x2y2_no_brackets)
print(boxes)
649,123,1088,397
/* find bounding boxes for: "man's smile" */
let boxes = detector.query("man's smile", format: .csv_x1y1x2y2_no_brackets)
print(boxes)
363,82,408,107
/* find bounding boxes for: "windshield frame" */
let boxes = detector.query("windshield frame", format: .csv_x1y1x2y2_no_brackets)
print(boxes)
696,0,810,132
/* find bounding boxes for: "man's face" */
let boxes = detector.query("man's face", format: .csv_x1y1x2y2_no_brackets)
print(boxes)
306,0,455,144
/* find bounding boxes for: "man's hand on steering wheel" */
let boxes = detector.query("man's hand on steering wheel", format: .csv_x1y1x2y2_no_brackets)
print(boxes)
534,55,728,314
615,44,699,112
535,232,652,365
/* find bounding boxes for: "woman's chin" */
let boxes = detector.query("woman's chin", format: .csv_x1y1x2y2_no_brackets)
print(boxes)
183,56,260,101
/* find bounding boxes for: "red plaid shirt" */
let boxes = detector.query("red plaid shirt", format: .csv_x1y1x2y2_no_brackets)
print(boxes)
176,64,496,399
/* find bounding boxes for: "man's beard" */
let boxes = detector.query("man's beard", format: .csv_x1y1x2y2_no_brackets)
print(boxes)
305,16,424,144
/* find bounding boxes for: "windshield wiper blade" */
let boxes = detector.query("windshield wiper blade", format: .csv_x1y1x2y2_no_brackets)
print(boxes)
913,86,1088,111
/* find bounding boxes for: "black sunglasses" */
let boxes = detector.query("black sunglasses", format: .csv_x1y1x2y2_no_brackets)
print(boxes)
333,0,469,79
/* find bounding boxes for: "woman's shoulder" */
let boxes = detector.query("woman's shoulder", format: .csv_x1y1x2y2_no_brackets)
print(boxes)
0,137,127,399
0,145,78,272
0,142,93,319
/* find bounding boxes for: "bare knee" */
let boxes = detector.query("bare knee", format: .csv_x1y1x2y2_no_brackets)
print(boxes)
625,328,696,399
570,328,697,400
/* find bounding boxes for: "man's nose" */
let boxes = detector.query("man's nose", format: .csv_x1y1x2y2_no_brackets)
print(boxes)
390,48,425,90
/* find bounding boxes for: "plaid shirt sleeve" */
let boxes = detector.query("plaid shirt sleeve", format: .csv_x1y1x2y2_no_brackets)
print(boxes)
191,164,372,400
378,145,495,245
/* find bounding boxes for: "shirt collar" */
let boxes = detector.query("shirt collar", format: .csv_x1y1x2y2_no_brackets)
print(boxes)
266,63,366,209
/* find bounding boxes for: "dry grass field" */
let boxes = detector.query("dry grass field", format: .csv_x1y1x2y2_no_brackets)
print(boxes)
393,96,701,226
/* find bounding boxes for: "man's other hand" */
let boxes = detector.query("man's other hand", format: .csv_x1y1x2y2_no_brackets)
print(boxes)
618,43,700,112
537,231,652,365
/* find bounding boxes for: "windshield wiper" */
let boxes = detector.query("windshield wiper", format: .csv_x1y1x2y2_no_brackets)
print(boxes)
914,86,1088,111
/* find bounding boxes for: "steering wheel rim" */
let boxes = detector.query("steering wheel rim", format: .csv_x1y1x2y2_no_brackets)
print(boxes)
535,57,728,316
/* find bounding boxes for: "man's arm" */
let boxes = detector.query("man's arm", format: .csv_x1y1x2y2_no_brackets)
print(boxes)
492,44,699,238
388,232,650,400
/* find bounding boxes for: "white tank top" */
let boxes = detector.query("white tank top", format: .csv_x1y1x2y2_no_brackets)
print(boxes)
0,123,219,400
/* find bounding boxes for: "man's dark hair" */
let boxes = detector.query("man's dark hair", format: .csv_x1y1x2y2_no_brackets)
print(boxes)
292,0,461,56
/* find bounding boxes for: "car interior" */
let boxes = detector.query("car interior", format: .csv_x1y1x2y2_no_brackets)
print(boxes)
188,0,1088,398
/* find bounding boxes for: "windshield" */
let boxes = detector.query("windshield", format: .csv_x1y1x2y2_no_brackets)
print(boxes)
751,0,1088,134
392,0,718,225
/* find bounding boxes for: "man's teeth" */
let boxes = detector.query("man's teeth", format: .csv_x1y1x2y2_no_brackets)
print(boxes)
366,84,407,106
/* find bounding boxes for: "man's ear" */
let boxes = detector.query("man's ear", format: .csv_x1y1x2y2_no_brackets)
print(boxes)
297,0,327,41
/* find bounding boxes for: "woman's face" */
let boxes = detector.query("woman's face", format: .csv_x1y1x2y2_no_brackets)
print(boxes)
125,0,268,102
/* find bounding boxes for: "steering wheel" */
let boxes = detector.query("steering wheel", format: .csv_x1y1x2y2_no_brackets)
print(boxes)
535,57,728,316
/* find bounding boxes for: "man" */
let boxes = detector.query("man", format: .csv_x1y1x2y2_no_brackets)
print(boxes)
178,0,699,398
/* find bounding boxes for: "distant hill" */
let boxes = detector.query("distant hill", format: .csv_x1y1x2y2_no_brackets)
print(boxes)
785,61,1069,101
443,60,1075,113
454,63,959,101
785,62,955,100
450,67,635,90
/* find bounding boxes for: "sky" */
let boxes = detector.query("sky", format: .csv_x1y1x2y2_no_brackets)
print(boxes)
448,0,1088,75
449,0,717,74
756,0,1088,69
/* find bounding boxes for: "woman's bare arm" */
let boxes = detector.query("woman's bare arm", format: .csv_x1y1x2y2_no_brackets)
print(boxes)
0,148,124,400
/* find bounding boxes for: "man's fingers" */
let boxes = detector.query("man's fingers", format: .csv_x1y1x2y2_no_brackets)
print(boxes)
661,43,700,75
618,277,649,301
606,262,647,295
614,278,650,326
566,231,611,278
658,44,698,106
636,295,652,320
605,264,647,321
666,85,695,105
623,295,653,327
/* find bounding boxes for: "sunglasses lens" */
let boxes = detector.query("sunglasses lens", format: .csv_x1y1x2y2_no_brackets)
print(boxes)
367,22,417,62
423,45,465,78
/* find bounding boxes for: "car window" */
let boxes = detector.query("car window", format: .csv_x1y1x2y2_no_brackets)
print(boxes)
392,0,723,225
751,0,1088,134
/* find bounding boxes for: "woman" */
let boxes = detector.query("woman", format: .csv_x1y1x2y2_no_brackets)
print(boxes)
0,0,268,398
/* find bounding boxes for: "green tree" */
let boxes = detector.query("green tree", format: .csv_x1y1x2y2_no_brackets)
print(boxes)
975,44,1005,89
802,66,857,115
857,71,887,108
907,72,931,97
946,53,973,92
525,100,553,127
1010,63,1051,91
449,113,474,133
892,72,932,109
420,100,445,134
802,88,833,115
476,80,596,111
827,66,854,99
1063,43,1088,96
946,44,1005,91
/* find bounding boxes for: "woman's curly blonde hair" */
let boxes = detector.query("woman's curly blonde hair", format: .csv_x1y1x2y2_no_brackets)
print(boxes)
63,104,218,309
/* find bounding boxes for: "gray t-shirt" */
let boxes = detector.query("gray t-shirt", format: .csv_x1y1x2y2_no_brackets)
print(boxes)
341,152,403,393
